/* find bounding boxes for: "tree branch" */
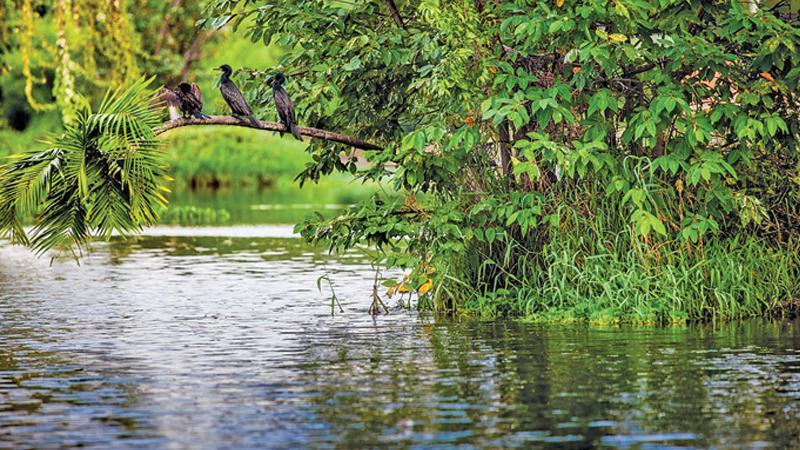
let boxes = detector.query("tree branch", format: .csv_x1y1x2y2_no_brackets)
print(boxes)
386,0,406,29
152,0,182,56
154,116,383,150
177,29,211,81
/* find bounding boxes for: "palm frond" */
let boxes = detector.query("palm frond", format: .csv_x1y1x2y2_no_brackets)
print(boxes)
0,77,169,258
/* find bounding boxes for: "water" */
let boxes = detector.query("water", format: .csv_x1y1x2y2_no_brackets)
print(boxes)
2,228,800,449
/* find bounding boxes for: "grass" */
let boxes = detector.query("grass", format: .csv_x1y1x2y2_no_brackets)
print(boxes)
447,182,800,324
516,237,800,324
457,236,800,324
160,206,232,226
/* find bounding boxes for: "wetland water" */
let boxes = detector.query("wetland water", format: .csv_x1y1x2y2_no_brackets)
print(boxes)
1,222,800,448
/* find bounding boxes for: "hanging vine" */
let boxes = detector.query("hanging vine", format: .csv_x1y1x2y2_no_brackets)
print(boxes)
104,0,140,84
8,0,207,121
21,0,57,111
54,0,83,123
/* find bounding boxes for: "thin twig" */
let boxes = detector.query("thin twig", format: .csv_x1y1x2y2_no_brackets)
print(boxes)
369,266,390,315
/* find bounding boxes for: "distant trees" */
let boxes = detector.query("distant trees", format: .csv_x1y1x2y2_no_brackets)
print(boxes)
0,0,209,124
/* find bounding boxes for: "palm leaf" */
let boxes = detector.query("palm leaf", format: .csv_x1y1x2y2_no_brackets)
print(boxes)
0,77,169,258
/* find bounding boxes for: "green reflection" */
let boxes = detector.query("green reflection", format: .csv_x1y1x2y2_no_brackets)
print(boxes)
291,319,800,448
166,176,383,225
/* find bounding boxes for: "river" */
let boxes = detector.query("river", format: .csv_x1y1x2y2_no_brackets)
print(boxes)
1,193,799,449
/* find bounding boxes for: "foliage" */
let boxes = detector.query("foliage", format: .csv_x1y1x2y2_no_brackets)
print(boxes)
203,0,800,321
159,126,307,188
0,77,168,258
0,0,211,124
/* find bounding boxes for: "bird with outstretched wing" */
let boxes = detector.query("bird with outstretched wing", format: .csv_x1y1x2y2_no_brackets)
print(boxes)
176,82,210,119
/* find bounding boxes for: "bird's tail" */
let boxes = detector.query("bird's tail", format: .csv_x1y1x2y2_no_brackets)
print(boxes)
246,113,261,128
290,123,302,141
194,112,212,119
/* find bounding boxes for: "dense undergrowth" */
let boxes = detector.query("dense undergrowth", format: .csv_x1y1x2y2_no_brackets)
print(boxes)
440,177,800,323
452,204,800,323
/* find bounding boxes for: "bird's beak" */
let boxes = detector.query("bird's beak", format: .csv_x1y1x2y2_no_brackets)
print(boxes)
215,66,223,71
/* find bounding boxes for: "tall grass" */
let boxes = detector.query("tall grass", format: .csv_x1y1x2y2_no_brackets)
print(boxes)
451,181,800,324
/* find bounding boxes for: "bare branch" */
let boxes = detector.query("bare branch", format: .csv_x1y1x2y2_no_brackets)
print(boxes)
155,116,383,150
386,0,406,29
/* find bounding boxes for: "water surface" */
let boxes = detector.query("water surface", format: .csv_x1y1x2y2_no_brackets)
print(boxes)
1,230,799,449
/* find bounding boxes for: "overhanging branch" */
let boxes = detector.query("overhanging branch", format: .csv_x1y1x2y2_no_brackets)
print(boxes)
154,115,383,150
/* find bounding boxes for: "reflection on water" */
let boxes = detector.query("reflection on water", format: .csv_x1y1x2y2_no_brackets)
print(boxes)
167,182,376,225
1,231,800,449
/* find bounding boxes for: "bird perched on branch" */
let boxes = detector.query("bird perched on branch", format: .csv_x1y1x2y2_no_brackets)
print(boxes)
271,73,302,141
216,64,261,128
175,82,210,119
156,88,181,120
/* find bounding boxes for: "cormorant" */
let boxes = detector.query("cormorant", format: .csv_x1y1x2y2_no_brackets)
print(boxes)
216,64,261,128
176,82,210,119
271,73,302,141
157,87,181,120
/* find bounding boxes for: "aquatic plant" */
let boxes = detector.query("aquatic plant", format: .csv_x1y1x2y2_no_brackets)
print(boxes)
159,206,231,226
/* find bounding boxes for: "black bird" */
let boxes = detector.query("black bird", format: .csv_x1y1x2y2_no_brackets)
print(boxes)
271,73,302,141
175,82,210,119
216,64,261,128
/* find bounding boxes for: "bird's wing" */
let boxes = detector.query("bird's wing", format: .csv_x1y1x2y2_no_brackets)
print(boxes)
191,83,202,103
188,91,203,110
274,87,296,124
177,91,202,111
158,88,179,107
221,81,252,116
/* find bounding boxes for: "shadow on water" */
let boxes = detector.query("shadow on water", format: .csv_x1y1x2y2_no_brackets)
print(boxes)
1,233,800,449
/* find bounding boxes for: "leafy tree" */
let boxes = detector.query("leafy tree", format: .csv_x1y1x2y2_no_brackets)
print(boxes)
208,0,800,318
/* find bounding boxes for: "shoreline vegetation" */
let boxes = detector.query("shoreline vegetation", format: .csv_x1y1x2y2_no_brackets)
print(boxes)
1,1,799,324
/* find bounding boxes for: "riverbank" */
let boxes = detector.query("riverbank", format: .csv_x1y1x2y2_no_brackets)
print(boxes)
459,236,800,324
